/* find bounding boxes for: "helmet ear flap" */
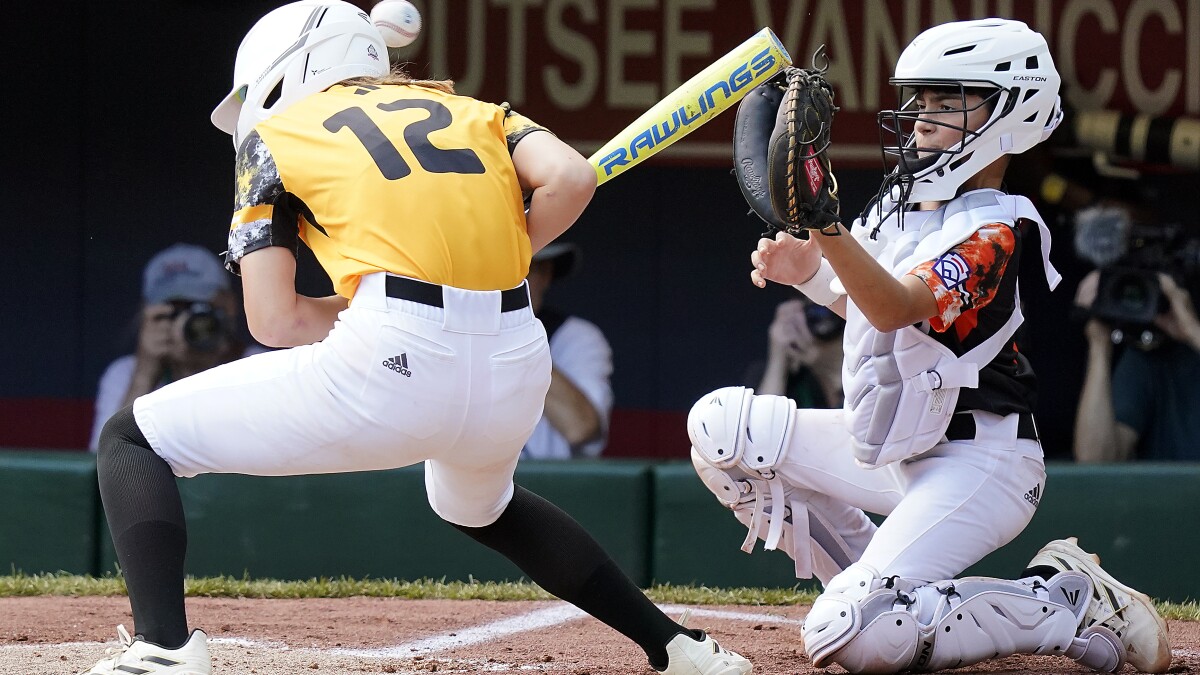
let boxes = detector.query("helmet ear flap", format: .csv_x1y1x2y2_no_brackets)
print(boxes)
1041,96,1064,141
262,78,285,110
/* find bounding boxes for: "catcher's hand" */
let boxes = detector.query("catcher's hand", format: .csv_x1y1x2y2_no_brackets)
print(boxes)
733,49,841,237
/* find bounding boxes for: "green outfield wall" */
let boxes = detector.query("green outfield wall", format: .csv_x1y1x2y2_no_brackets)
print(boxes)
1,452,1197,602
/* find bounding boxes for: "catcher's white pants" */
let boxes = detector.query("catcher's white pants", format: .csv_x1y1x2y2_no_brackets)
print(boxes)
133,272,550,527
776,408,1045,583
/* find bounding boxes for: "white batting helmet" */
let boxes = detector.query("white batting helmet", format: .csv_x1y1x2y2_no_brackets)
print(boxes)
878,19,1063,203
210,0,388,150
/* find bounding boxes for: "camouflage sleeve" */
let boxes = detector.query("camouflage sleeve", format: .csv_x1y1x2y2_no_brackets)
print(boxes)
500,103,551,155
908,223,1017,333
224,131,300,275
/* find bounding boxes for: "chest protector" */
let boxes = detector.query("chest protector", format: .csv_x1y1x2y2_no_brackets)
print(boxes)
838,190,1060,468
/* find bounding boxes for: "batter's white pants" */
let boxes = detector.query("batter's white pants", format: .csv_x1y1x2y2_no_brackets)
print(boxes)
133,272,551,527
768,408,1045,584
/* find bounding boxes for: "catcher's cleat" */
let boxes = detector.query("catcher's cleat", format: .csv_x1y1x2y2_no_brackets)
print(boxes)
1028,537,1171,673
79,625,211,675
658,630,752,675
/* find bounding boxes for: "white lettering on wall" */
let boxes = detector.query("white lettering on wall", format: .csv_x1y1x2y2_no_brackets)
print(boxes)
1190,0,1199,113
607,0,659,108
495,0,544,106
1123,0,1182,115
544,0,600,110
810,0,861,109
663,0,713,91
862,0,902,111
1060,0,1119,110
429,0,486,94
422,0,1198,129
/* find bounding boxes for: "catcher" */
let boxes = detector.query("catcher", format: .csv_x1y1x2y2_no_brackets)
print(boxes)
692,19,1172,674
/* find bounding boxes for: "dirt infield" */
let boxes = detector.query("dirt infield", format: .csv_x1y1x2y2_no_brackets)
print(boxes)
0,596,1195,674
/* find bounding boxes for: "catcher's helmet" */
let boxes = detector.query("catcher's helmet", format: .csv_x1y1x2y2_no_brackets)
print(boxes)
878,19,1062,203
210,0,388,150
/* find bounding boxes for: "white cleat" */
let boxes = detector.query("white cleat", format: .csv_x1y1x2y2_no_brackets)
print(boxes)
1028,537,1171,673
659,631,752,675
79,625,211,675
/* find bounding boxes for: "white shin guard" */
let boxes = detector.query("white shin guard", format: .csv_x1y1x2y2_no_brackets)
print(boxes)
692,451,858,582
688,385,864,584
802,565,1127,674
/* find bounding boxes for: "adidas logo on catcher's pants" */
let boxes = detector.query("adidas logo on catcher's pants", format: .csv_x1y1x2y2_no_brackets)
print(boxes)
382,353,412,377
1024,484,1041,507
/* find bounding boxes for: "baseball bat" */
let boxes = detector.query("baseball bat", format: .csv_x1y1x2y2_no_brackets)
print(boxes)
588,27,792,185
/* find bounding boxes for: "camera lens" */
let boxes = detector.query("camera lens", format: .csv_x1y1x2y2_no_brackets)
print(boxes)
172,302,225,352
1093,268,1161,325
1113,278,1148,311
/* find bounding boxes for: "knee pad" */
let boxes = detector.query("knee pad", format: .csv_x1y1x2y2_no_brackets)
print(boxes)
688,386,795,474
689,387,799,566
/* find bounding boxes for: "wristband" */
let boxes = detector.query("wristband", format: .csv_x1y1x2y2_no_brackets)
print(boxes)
792,259,841,306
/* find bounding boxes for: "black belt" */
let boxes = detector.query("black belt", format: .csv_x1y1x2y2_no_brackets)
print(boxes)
945,412,1039,442
384,275,530,312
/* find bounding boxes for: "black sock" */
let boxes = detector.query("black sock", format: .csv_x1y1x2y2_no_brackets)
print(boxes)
97,406,190,649
452,486,693,670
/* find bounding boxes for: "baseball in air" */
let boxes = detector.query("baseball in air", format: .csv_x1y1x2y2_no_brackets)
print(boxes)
371,0,421,48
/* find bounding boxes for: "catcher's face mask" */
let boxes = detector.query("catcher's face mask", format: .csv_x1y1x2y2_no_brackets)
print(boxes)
877,83,1003,180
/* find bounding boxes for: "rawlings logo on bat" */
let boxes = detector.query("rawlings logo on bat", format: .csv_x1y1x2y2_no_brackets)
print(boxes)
595,46,780,178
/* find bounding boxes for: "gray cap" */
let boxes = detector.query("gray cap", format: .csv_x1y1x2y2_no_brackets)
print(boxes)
142,243,231,304
531,242,581,280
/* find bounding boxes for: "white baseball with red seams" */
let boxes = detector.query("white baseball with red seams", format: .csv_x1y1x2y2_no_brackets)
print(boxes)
371,0,421,48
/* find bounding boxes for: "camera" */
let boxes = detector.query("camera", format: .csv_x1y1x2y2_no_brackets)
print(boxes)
1073,204,1200,344
1091,266,1164,326
169,301,228,352
805,302,844,342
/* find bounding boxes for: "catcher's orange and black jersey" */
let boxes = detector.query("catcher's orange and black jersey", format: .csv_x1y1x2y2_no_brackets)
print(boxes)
225,83,546,297
908,221,1036,417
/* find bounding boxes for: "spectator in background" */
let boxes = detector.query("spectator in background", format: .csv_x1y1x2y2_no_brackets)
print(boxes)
521,243,613,459
747,297,844,409
89,244,265,450
1073,267,1200,461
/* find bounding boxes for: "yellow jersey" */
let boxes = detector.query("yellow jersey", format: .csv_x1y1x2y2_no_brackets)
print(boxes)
225,83,547,297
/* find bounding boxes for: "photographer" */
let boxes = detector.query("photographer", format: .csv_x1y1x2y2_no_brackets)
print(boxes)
748,297,845,409
520,243,613,460
88,244,265,450
1073,206,1200,462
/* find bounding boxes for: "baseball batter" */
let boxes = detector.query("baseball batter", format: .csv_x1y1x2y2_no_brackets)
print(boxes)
82,2,750,674
692,19,1172,674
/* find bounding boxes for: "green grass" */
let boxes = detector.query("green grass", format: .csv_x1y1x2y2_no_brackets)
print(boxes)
0,572,1194,621
0,571,818,605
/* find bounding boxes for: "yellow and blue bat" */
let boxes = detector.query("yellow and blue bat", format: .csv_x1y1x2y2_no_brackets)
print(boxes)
589,27,792,185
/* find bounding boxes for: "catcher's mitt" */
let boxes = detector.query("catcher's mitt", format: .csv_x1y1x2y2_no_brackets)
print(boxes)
733,49,841,237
